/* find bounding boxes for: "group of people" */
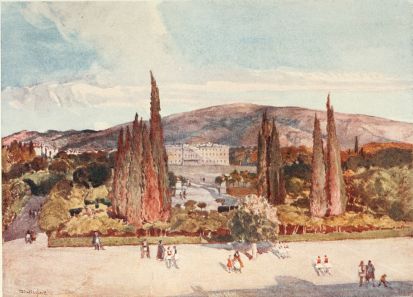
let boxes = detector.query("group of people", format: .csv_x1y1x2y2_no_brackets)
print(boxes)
25,229,36,244
358,260,389,288
29,208,40,219
272,241,290,259
178,190,187,199
314,255,332,275
156,240,179,269
226,251,244,273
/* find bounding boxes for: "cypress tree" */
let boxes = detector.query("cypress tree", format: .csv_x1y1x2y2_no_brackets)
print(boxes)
325,95,348,216
310,114,327,217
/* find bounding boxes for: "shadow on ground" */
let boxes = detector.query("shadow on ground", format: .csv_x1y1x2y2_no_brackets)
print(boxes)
174,276,413,297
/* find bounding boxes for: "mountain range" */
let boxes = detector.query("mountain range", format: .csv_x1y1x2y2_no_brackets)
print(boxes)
3,103,413,151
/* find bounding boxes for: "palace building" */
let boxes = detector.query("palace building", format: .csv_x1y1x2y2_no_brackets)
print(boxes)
166,143,229,166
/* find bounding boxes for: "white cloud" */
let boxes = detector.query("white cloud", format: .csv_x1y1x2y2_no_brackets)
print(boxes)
20,2,186,85
3,69,411,115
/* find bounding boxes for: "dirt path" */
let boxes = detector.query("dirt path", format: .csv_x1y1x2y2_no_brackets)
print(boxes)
2,195,47,242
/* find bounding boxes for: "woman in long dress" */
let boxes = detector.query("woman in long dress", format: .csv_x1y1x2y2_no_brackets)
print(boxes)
157,240,165,260
233,251,244,269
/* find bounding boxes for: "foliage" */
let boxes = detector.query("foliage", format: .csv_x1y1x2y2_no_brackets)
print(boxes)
284,162,312,181
61,215,126,236
2,180,31,231
215,176,224,185
3,163,31,180
276,204,405,229
48,159,70,174
184,200,197,211
30,156,48,171
169,208,230,234
286,177,306,196
39,183,85,232
197,202,207,210
229,194,279,242
73,166,89,187
72,163,111,188
346,166,413,221
344,146,412,171
168,171,177,187
87,162,111,187
23,173,65,196
1,141,36,173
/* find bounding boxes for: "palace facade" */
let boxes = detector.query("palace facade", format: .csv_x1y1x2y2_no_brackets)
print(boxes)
166,143,229,166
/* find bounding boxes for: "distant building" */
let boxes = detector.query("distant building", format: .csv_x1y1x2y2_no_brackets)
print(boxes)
166,143,229,166
30,142,58,158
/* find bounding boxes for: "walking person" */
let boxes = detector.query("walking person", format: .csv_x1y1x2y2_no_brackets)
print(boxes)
25,230,32,244
172,246,179,269
323,255,332,275
226,255,233,273
366,260,376,287
92,231,104,250
140,240,150,259
165,246,173,269
233,251,244,273
157,240,165,261
30,229,36,242
358,261,366,287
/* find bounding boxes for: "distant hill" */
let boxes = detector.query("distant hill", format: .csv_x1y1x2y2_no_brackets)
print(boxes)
3,103,413,151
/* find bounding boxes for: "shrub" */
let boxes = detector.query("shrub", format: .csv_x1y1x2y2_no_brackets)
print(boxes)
37,174,66,196
197,202,207,210
30,156,48,171
4,163,31,180
87,162,111,187
291,197,310,209
184,200,197,211
96,197,112,207
389,201,405,221
49,159,70,174
54,151,69,160
229,194,279,243
2,180,31,231
286,177,305,196
73,167,90,188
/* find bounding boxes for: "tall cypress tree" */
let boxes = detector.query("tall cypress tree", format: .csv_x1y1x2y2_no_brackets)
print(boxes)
126,114,144,226
310,114,327,217
325,95,348,216
257,111,271,197
110,73,171,228
354,136,359,154
268,119,286,205
149,71,171,215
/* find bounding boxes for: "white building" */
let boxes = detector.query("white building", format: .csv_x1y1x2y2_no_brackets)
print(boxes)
166,143,229,166
31,143,59,158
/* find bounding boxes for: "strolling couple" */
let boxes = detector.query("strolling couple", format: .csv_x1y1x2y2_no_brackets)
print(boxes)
358,260,376,287
226,251,244,273
315,255,332,275
157,240,179,269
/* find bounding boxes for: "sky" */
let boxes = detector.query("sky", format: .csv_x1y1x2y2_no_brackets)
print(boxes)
1,1,412,136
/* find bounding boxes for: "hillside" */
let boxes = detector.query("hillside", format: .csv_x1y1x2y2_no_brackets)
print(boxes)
3,103,413,151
